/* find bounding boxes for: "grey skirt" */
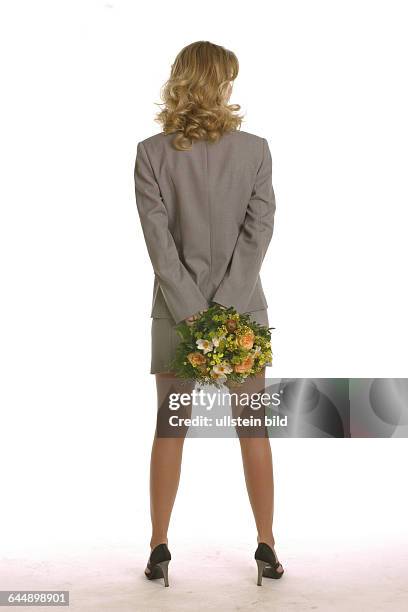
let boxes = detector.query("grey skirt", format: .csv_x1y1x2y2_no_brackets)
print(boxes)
150,309,269,375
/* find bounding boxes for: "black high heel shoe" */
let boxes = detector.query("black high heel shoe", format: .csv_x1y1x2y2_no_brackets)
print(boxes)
145,543,171,587
254,542,284,586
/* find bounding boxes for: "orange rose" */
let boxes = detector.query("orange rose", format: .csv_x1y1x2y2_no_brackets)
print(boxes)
237,330,255,350
226,318,238,332
187,352,207,367
234,354,255,373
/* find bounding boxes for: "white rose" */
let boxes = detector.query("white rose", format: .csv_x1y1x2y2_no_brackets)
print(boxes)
196,338,214,354
212,363,233,375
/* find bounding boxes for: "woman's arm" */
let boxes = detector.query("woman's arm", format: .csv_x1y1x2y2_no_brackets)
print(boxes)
134,141,209,324
211,138,276,313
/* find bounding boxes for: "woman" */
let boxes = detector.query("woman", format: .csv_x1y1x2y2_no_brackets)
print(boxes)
134,41,283,587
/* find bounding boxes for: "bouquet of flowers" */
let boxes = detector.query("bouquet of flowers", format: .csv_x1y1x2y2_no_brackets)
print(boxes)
169,304,273,386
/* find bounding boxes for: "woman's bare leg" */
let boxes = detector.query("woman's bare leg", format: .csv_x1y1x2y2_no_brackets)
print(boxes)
227,370,283,572
149,373,193,551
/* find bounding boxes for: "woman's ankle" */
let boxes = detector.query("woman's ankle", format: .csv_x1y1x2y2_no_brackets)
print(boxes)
150,535,168,550
257,534,275,548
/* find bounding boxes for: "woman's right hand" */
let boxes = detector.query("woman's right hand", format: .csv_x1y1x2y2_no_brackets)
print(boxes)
185,309,207,326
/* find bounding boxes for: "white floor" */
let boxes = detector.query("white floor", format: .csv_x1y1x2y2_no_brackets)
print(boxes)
2,441,408,611
1,537,407,612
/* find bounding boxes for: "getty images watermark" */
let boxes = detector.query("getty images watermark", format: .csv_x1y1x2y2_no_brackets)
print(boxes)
156,379,287,438
167,386,287,429
154,378,408,438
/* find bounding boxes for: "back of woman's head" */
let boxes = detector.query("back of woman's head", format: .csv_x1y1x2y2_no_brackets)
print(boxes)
156,41,243,151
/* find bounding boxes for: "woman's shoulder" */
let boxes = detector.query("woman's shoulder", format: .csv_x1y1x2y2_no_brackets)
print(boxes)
226,130,269,161
137,131,170,149
229,129,267,142
137,130,269,162
136,133,175,162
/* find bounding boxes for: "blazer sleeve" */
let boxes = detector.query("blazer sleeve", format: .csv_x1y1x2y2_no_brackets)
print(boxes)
134,141,210,324
211,138,276,313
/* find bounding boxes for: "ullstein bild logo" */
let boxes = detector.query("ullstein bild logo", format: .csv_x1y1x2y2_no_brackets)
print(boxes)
167,413,287,429
154,378,408,438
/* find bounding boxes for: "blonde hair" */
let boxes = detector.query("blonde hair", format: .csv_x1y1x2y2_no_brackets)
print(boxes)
155,41,244,151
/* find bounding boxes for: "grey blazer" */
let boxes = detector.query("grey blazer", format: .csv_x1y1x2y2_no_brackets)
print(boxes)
134,130,276,324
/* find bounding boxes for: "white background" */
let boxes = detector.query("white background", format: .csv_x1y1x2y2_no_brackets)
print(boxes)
0,1,407,610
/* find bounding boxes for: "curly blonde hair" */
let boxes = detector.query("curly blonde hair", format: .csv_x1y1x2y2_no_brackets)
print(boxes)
155,41,244,151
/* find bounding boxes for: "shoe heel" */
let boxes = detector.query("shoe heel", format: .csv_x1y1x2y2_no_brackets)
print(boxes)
157,560,170,587
256,559,268,586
